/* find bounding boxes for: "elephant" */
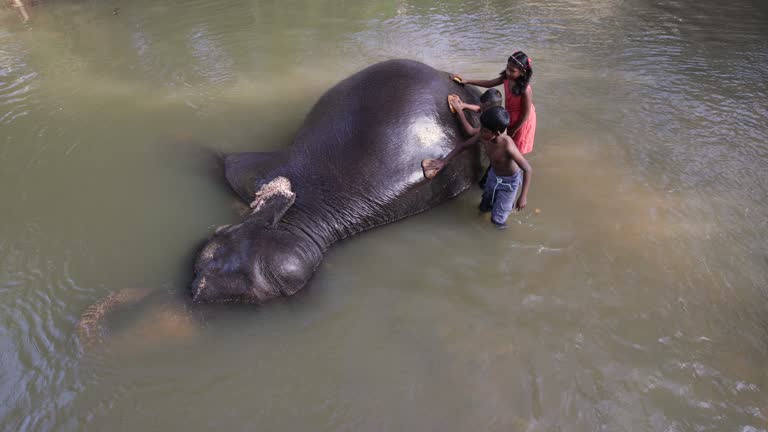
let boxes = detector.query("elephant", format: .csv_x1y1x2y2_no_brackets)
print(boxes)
75,60,485,349
191,59,483,304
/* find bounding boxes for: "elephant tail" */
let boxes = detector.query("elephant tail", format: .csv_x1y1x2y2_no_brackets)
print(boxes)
76,288,154,350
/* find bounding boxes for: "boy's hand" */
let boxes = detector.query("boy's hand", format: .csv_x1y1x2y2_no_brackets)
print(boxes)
515,195,527,210
422,158,445,179
450,74,465,85
447,94,463,113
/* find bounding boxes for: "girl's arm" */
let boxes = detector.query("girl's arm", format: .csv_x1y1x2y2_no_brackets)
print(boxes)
451,74,504,88
507,86,533,136
461,103,482,113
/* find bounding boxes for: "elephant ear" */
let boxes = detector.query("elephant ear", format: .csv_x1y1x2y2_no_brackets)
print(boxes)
224,151,288,203
248,176,295,227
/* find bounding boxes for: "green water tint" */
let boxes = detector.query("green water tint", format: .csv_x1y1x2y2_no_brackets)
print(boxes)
1,0,767,430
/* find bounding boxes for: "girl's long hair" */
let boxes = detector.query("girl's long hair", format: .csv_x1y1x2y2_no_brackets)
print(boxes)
500,51,533,96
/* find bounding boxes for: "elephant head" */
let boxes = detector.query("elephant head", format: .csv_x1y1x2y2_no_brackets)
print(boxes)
191,177,322,304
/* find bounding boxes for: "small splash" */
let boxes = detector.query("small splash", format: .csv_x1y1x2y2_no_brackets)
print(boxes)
522,295,543,307
505,241,568,254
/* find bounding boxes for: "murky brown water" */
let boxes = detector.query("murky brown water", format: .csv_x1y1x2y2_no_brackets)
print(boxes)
1,0,767,430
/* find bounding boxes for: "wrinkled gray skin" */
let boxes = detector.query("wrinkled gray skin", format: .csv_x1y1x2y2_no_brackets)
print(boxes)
192,59,482,304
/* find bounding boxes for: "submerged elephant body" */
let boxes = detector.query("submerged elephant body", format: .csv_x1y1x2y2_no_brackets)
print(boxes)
192,59,482,303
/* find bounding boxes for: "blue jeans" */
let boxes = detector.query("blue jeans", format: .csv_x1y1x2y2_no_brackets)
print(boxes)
478,168,522,225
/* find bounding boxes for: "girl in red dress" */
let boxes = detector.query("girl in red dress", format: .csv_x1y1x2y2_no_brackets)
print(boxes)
451,51,537,155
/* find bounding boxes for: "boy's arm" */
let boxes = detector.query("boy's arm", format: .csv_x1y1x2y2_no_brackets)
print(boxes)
455,107,480,137
422,135,480,179
462,103,482,113
507,86,533,137
506,136,532,210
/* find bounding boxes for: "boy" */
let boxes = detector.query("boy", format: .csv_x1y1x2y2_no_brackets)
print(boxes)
449,88,503,187
448,88,503,138
422,106,532,227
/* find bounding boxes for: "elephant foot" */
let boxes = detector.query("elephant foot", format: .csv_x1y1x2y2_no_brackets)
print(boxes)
113,305,198,351
76,288,154,350
77,288,199,353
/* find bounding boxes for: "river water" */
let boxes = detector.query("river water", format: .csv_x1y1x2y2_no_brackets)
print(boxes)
1,0,767,430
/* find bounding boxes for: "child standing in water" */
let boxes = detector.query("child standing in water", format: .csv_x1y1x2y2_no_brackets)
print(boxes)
447,89,502,187
451,51,537,155
422,107,532,227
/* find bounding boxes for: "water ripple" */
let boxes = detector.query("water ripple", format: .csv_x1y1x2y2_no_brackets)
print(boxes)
0,0,767,430
0,38,38,126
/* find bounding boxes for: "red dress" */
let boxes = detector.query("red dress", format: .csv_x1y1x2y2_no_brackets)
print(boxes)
503,80,537,154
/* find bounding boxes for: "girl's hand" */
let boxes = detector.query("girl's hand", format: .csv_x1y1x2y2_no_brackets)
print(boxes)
450,74,465,85
515,195,527,210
